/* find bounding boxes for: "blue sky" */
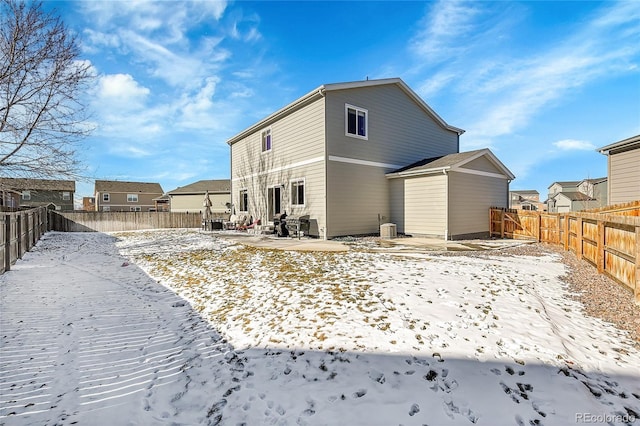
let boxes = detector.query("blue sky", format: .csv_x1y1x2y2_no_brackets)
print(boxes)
49,0,640,202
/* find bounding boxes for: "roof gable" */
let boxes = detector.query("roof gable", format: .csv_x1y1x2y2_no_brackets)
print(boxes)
386,148,515,180
226,77,464,145
95,180,163,194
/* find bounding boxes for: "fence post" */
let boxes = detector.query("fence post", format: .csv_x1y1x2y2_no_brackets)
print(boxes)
16,213,22,260
635,226,640,305
536,212,541,242
500,209,505,238
597,220,605,273
4,214,10,272
576,216,583,260
563,214,569,251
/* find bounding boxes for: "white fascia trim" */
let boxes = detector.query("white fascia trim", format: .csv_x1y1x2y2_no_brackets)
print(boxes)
328,155,403,170
451,167,511,180
232,156,324,182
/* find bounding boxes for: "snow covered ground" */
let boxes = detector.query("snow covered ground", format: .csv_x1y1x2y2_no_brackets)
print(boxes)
1,229,639,425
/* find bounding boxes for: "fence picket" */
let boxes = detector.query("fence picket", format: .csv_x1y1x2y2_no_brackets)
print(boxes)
490,203,640,304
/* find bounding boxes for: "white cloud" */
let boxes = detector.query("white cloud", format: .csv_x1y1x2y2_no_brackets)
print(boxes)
411,0,481,61
553,139,596,151
97,74,150,108
412,1,640,143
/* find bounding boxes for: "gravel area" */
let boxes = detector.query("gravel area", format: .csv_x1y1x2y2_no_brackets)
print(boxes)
434,241,640,348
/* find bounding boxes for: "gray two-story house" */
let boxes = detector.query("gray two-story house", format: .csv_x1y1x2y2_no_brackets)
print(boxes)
228,78,514,239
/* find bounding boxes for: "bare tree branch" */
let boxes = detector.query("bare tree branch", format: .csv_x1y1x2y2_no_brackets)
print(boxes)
0,0,94,184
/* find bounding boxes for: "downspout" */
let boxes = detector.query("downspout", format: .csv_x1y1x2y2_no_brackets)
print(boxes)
319,87,327,240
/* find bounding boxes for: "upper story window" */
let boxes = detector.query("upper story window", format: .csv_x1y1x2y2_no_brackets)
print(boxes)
239,189,248,212
261,128,272,152
291,179,305,206
103,193,110,202
22,191,31,200
127,194,138,202
62,192,70,201
345,104,368,139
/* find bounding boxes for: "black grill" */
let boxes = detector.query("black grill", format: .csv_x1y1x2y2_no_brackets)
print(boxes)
273,213,289,237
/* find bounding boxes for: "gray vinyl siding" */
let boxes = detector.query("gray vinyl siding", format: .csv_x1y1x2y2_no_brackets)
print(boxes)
609,148,640,204
554,193,572,213
326,161,389,238
324,85,459,166
230,96,326,235
402,174,448,237
323,84,458,238
448,172,508,238
462,156,498,174
389,179,405,233
170,193,230,213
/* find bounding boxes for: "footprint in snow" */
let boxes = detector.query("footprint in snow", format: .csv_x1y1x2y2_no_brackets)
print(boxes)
409,403,420,416
353,389,367,398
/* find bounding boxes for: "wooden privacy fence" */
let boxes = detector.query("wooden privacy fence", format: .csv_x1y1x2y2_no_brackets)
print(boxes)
1,207,49,274
48,211,219,232
490,201,640,303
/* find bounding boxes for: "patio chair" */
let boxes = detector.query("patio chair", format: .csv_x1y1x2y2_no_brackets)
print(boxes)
238,218,260,231
224,214,238,230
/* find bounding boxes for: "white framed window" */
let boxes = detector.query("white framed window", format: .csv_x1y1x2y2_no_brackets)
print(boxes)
127,193,138,202
261,128,272,152
345,104,368,139
22,191,31,200
130,206,141,212
103,193,110,202
290,178,305,206
102,206,110,212
239,189,248,212
62,191,70,201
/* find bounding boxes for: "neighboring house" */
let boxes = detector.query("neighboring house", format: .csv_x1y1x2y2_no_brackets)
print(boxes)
577,177,607,207
94,180,164,212
0,187,20,210
546,181,579,213
166,179,231,213
228,77,513,239
0,178,75,211
82,197,96,211
549,191,598,213
509,190,543,211
547,178,608,212
598,134,640,204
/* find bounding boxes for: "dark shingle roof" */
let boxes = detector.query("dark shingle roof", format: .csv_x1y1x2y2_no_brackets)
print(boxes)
390,149,487,174
0,177,75,191
167,179,231,195
94,180,163,194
